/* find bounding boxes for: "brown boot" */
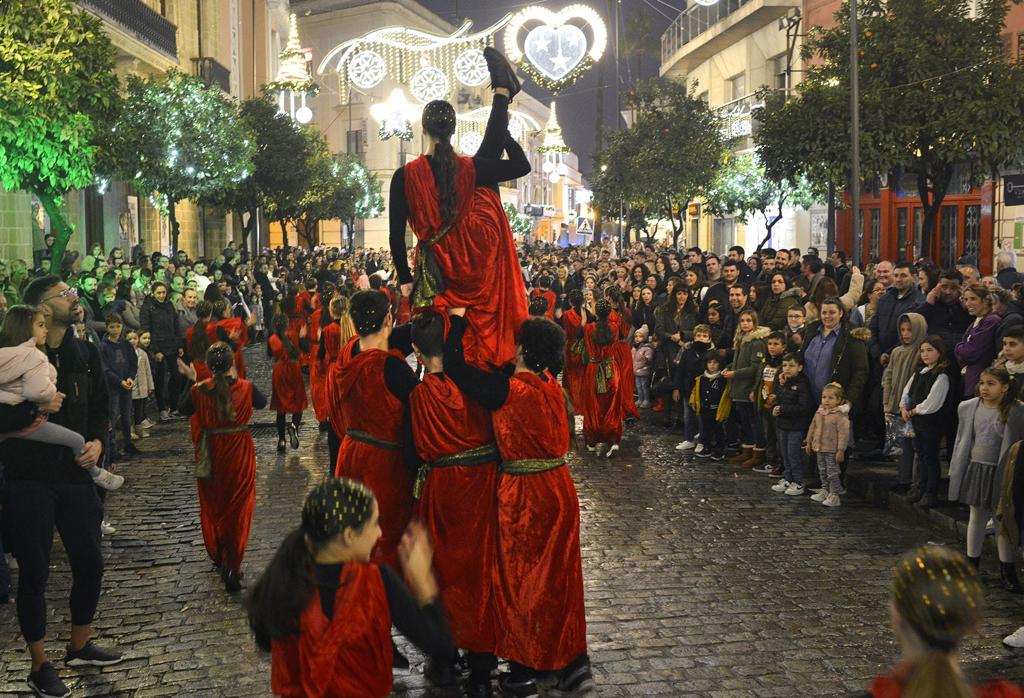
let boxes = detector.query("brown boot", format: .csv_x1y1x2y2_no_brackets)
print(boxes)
744,448,766,470
728,446,752,464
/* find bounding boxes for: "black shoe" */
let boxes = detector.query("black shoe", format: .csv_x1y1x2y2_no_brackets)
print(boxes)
318,421,330,433
27,662,69,698
661,419,673,428
483,47,522,101
424,658,459,688
65,640,124,667
277,439,286,453
287,423,300,450
968,556,982,570
497,673,539,698
1001,562,1024,594
904,487,924,504
674,419,684,429
123,442,141,456
548,659,596,697
222,568,243,593
466,677,495,697
917,493,939,509
889,483,911,495
392,642,411,675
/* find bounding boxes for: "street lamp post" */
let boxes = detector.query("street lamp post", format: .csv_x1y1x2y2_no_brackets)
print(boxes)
850,0,861,266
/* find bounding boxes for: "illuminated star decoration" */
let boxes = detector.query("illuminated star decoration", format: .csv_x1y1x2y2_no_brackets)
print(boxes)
370,88,419,141
503,4,607,94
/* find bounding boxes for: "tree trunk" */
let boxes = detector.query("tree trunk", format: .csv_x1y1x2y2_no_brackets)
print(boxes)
34,189,73,278
916,167,951,263
279,217,289,249
168,196,180,255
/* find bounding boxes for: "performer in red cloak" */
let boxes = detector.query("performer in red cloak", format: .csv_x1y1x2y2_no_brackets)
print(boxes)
579,299,639,457
268,313,307,453
323,296,357,471
282,285,312,366
212,298,253,380
308,284,336,429
561,289,587,412
247,479,455,698
529,276,558,321
184,300,216,383
179,343,266,593
389,48,530,369
332,290,417,572
407,311,499,693
443,314,595,697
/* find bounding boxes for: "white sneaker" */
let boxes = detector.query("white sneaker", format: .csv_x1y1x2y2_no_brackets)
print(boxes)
771,479,790,493
986,518,996,535
823,493,841,507
586,445,596,452
606,444,619,458
159,409,171,422
694,443,706,455
100,520,116,536
810,490,829,503
140,418,156,429
785,483,806,496
1003,625,1024,649
5,553,16,570
675,440,697,451
92,469,125,491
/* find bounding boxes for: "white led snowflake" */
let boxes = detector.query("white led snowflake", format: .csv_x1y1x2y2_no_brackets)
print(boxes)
349,50,386,89
459,131,483,155
410,67,449,103
454,48,489,87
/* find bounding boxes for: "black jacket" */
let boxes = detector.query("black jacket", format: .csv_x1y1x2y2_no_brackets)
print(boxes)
674,340,711,397
870,286,925,358
913,298,972,348
3,329,109,484
140,296,183,355
774,371,815,431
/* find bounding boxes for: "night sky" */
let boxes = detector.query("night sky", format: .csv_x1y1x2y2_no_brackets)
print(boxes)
416,0,674,178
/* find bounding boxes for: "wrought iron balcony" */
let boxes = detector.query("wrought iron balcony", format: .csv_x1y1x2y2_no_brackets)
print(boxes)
78,0,177,61
660,0,799,75
192,57,232,94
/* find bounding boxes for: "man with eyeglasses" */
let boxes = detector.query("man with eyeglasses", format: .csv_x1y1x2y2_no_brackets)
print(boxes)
2,275,123,698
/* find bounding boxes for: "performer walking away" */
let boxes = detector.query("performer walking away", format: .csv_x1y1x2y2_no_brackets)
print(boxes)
333,290,417,572
443,313,594,698
579,299,637,457
246,479,455,698
185,300,215,383
390,48,529,368
322,294,357,471
178,342,266,593
212,298,252,380
561,289,587,411
310,288,339,431
408,310,499,694
268,313,308,453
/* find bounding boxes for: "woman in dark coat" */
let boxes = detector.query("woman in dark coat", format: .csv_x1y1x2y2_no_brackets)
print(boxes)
140,281,184,419
759,273,802,331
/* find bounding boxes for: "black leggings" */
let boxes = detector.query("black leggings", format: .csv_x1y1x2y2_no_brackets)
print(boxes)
276,412,301,440
153,352,182,412
2,479,103,642
327,424,341,477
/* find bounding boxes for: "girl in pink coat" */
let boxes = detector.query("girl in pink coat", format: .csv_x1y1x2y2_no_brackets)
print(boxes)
0,306,123,490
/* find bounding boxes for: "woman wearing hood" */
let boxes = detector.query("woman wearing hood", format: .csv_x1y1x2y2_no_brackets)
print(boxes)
759,273,803,331
881,312,929,493
722,309,772,469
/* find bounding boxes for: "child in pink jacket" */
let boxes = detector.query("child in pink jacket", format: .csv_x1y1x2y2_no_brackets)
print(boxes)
805,382,850,508
0,306,123,490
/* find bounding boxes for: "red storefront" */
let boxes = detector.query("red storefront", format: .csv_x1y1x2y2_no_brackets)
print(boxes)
837,169,995,274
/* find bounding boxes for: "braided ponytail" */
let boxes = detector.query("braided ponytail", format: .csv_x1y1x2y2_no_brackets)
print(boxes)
201,342,236,422
422,100,458,228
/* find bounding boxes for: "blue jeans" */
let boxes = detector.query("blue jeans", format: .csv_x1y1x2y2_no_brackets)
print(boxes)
735,401,767,448
635,375,651,406
108,389,133,456
682,401,699,440
699,413,725,456
914,430,942,495
777,429,805,484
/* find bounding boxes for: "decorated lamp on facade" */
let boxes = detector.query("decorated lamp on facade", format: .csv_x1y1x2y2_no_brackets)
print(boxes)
503,4,607,94
538,101,570,184
267,14,319,124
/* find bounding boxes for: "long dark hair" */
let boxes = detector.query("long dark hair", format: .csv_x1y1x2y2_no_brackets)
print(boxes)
594,299,614,346
422,100,458,227
200,342,236,422
246,479,376,652
190,300,213,359
0,305,41,347
269,313,299,361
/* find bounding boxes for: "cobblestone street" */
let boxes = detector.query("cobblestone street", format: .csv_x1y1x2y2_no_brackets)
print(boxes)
2,346,1023,697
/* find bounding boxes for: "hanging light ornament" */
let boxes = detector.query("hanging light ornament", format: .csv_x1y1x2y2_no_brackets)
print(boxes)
504,5,607,94
370,88,419,141
537,101,570,183
266,13,319,123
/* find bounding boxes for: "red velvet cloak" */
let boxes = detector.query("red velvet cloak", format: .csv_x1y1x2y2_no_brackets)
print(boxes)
310,322,341,424
269,335,308,414
215,317,249,379
530,288,558,320
491,371,587,670
184,325,213,383
410,373,498,653
333,345,413,570
561,309,585,412
404,155,527,368
578,325,638,445
189,379,256,573
271,562,392,698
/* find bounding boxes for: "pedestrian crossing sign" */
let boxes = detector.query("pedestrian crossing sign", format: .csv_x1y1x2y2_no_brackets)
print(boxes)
576,217,593,234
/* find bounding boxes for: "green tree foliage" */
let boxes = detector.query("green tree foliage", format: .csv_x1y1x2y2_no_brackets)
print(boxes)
108,69,254,253
504,202,533,237
0,0,119,271
705,153,819,252
756,0,1024,253
592,79,725,247
291,146,383,251
208,96,310,250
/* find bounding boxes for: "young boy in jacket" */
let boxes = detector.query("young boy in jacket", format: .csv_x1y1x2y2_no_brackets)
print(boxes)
100,313,139,459
771,352,815,496
690,349,731,461
673,324,713,452
754,332,787,475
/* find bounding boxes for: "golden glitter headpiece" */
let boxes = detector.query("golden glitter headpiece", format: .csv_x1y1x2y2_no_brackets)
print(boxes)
892,546,984,651
301,478,374,542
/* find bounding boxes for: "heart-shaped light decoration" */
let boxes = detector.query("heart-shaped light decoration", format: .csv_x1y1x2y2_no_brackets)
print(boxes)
504,4,607,94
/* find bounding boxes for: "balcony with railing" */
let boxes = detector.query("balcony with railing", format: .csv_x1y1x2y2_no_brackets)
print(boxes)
660,0,799,76
192,57,232,94
78,0,177,61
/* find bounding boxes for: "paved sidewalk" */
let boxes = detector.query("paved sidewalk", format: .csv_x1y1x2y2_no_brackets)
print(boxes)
1,348,1022,696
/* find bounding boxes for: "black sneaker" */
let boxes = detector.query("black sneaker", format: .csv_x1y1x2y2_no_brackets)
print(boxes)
27,662,69,698
548,660,596,697
287,423,300,449
424,658,459,688
392,644,411,675
482,47,522,101
466,677,494,697
123,442,141,456
497,673,539,698
277,439,286,453
65,640,124,667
